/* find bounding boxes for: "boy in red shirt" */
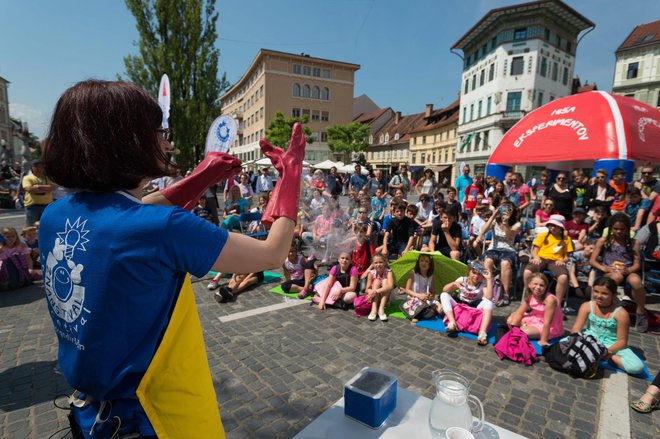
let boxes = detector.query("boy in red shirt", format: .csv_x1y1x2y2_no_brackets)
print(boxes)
352,224,375,292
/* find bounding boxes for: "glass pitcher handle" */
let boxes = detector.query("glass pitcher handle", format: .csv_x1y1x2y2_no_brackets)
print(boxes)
468,395,485,433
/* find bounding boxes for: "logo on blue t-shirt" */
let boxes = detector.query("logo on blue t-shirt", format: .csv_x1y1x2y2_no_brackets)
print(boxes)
44,217,91,333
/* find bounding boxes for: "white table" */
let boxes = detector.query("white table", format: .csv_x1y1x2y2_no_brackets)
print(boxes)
293,388,529,439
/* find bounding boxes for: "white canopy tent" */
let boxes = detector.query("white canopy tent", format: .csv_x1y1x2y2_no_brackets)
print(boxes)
338,163,369,175
313,159,340,170
254,157,310,167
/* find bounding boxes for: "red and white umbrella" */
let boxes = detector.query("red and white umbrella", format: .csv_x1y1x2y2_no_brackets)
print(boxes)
488,91,660,169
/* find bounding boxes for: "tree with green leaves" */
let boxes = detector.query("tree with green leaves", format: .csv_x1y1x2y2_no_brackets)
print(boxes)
327,121,371,163
265,112,313,149
122,0,229,169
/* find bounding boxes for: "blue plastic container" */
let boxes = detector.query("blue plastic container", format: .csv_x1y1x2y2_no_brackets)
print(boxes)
344,367,397,429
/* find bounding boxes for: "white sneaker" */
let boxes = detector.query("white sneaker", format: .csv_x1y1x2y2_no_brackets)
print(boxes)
207,280,219,290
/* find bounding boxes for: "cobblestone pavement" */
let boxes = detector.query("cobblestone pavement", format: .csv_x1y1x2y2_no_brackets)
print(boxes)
1,209,659,439
0,270,658,439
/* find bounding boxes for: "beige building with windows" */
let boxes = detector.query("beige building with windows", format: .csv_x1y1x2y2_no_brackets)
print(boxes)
219,49,360,164
408,100,460,185
612,20,660,107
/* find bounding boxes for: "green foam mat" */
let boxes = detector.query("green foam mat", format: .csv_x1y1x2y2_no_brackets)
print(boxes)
268,285,313,300
208,271,281,284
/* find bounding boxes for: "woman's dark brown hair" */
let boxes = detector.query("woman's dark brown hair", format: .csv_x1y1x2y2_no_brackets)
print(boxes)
45,80,172,191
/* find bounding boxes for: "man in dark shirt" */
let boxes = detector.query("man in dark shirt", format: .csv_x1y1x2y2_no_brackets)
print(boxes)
635,163,659,203
365,169,388,196
429,207,463,260
325,166,343,199
381,202,415,257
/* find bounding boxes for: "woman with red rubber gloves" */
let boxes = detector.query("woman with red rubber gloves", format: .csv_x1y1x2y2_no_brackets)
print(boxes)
40,80,304,438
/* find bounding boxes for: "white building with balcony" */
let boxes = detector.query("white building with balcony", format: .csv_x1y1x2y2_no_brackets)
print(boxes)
451,0,594,176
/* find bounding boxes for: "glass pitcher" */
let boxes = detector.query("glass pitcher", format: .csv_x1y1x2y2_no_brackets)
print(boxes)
428,370,484,437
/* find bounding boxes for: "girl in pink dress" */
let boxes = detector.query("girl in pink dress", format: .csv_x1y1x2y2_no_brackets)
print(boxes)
364,253,394,321
506,273,564,345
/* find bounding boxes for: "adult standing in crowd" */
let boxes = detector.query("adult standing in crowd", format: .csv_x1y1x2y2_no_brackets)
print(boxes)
325,166,343,200
416,168,437,200
507,172,531,212
22,159,54,226
529,169,551,217
389,165,411,197
571,169,590,210
455,163,472,204
587,168,615,213
546,171,574,220
256,167,273,196
365,168,388,196
635,163,658,202
40,80,304,438
348,164,368,193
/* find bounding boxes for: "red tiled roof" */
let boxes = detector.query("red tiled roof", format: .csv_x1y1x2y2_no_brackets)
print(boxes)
353,107,391,124
577,83,597,93
617,20,660,52
410,99,460,134
370,112,426,147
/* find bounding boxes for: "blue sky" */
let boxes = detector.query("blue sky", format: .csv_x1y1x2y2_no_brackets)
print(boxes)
1,0,658,139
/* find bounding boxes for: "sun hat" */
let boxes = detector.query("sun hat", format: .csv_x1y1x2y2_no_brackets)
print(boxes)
546,214,566,229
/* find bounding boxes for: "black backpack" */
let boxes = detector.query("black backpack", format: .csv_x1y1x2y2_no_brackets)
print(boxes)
542,333,608,378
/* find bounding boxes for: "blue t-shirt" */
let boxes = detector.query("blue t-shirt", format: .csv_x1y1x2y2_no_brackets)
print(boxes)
455,175,473,203
625,198,652,224
39,191,227,400
349,174,368,192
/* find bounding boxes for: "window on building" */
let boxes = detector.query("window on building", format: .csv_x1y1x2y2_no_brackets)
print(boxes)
321,111,329,122
311,110,320,121
482,131,489,150
481,44,487,58
566,41,572,54
552,62,559,81
549,95,555,102
321,87,330,100
321,132,328,142
562,67,569,85
627,62,639,79
303,66,311,76
486,96,492,115
513,28,527,40
506,92,522,112
302,108,310,118
412,153,417,164
540,57,547,77
471,74,476,90
312,86,320,99
313,67,321,77
292,83,300,97
625,93,636,98
511,56,524,75
302,85,310,98
470,104,474,121
491,36,497,49
260,107,264,119
444,148,448,163
464,80,469,94
480,70,485,86
545,28,551,42
489,63,495,81
478,100,482,118
385,133,389,142
322,69,331,78
293,64,301,74
462,107,467,123
537,92,544,108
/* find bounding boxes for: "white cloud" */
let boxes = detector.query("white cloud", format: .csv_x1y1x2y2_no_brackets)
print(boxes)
9,102,51,140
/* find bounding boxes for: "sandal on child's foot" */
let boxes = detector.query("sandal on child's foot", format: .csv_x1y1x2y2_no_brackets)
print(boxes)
368,313,377,321
446,322,458,336
297,288,310,299
631,393,659,413
477,332,488,346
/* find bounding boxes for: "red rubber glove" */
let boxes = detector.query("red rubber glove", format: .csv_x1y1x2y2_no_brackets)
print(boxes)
161,152,242,210
259,122,306,225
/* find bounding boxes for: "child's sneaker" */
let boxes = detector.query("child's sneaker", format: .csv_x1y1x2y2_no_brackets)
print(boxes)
207,280,219,290
635,313,648,333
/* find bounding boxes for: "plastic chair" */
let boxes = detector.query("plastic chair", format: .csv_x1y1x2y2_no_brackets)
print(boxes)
238,211,268,239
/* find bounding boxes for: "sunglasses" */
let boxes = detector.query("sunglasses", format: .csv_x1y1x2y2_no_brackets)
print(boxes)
642,171,653,175
358,211,367,214
556,177,566,181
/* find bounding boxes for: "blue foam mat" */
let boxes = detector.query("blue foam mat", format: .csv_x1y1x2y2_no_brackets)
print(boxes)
417,319,652,381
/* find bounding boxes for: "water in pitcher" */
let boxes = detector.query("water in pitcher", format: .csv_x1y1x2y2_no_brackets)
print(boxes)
428,379,473,437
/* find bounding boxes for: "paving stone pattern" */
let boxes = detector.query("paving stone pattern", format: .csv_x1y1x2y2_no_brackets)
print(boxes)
0,270,659,438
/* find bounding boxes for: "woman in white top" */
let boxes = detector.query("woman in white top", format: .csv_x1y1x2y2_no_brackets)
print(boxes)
238,173,254,206
416,168,437,198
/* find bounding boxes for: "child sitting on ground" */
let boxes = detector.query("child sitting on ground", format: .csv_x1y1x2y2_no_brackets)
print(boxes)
570,277,645,375
364,253,394,321
21,226,40,269
441,262,494,346
0,227,38,289
401,253,441,320
316,252,359,310
507,273,565,346
282,238,317,299
212,271,265,303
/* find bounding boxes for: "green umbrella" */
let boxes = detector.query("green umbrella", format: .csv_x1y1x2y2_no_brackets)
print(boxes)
389,251,468,294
